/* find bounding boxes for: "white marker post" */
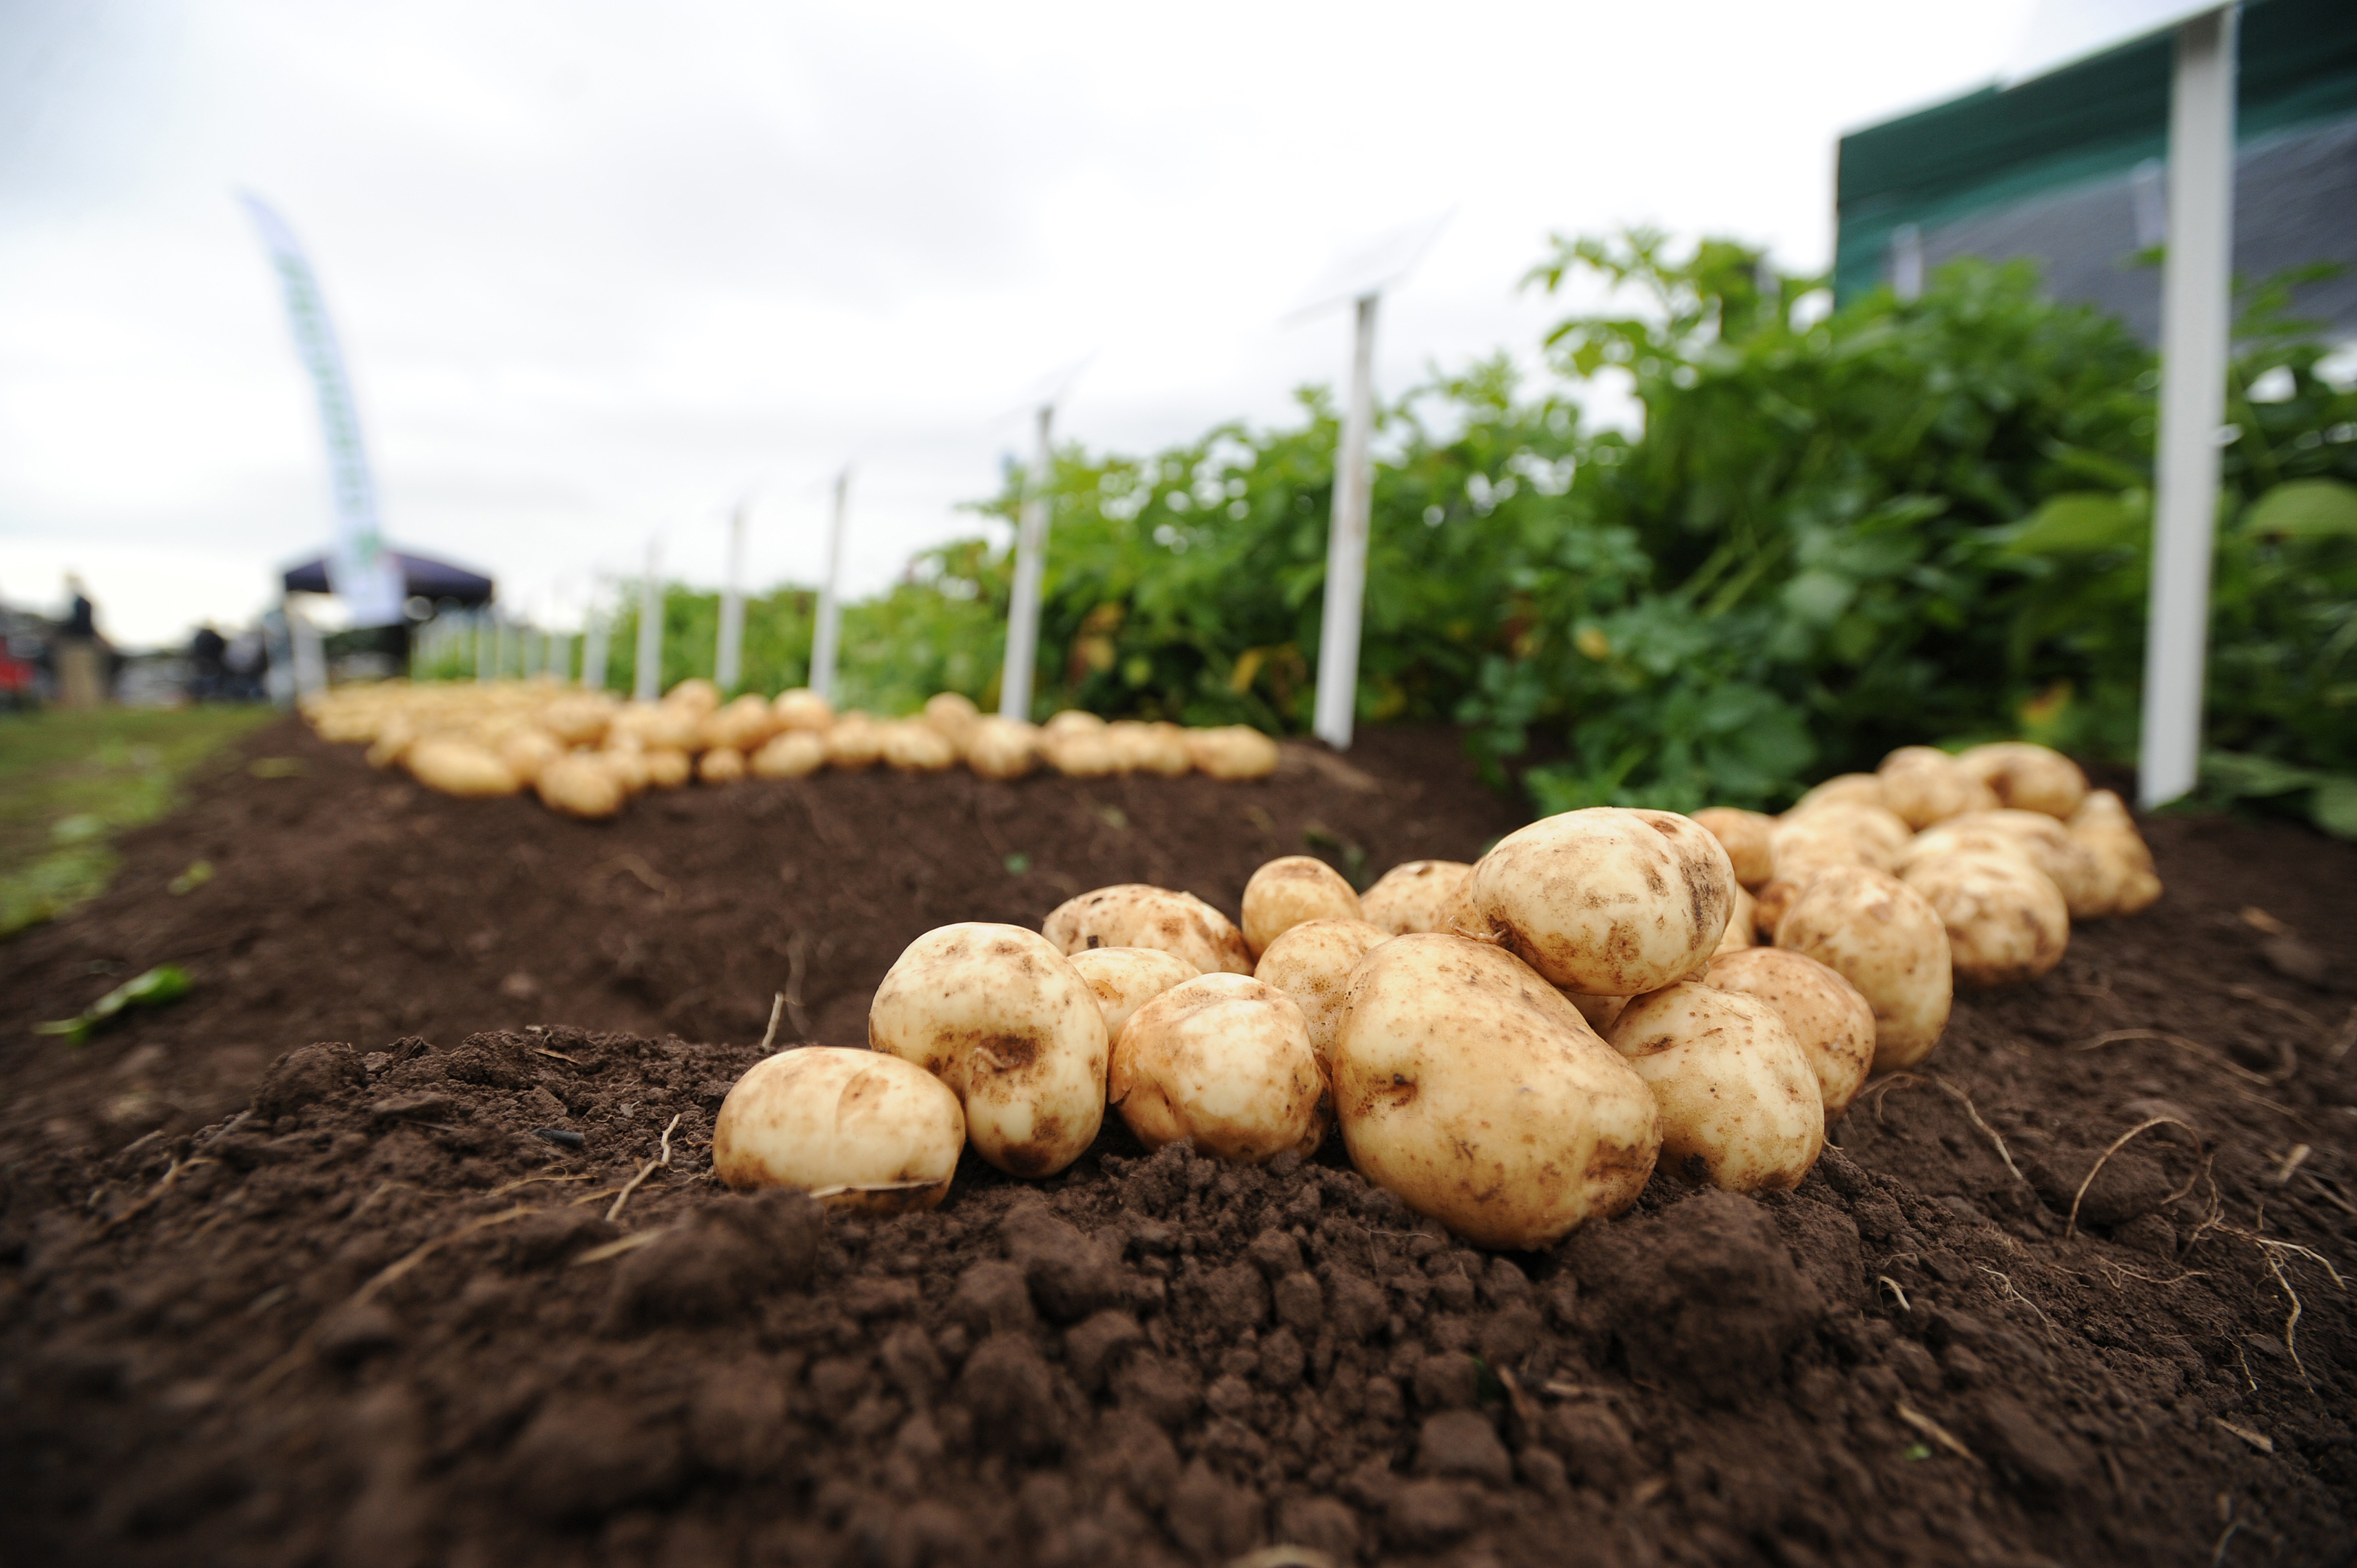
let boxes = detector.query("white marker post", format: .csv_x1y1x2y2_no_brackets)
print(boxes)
2139,5,2239,807
717,497,749,693
634,537,664,701
582,596,611,691
1313,293,1378,750
473,610,489,682
809,468,850,702
998,407,1054,722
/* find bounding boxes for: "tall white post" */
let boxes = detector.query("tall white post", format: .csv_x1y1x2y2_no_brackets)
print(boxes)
582,603,610,691
717,498,748,692
2139,5,2238,809
635,537,664,702
473,609,489,681
999,407,1055,721
290,605,327,697
810,468,850,701
1314,293,1379,750
549,630,571,684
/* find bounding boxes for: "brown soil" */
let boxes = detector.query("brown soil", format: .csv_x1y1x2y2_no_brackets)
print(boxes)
1,717,2352,1567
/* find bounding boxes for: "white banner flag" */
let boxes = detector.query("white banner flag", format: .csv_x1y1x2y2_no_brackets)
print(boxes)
240,193,408,627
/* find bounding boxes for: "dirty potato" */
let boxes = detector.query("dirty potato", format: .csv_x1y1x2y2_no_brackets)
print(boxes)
1359,859,1474,935
1564,991,1629,1035
643,747,692,789
868,923,1109,1178
1781,799,1912,863
1902,811,2105,920
1186,724,1280,780
1772,866,1952,1072
773,687,834,731
1715,883,1757,957
1704,947,1876,1118
1791,773,1888,814
1112,974,1324,1163
1067,946,1202,1042
1332,935,1661,1249
1608,983,1824,1192
882,720,958,772
497,727,565,784
750,730,826,778
2067,790,2162,917
1043,883,1254,975
713,1047,964,1213
921,692,981,752
535,752,624,820
824,713,885,770
1462,808,1735,995
1240,855,1364,957
1955,741,2088,820
697,693,778,754
1899,849,2069,986
407,738,522,799
1252,918,1391,1073
1041,724,1119,777
697,745,747,784
1692,808,1775,887
1877,746,1999,830
965,716,1040,780
664,677,722,717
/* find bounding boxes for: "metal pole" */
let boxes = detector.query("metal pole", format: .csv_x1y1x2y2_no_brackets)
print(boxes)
717,498,748,692
2139,5,2238,809
1313,293,1378,750
998,408,1054,721
635,537,664,702
810,467,850,702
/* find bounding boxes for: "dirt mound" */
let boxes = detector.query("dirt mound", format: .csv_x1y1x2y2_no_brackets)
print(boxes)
0,717,2353,1564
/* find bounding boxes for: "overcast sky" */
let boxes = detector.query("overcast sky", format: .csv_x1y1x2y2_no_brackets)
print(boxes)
0,0,2041,645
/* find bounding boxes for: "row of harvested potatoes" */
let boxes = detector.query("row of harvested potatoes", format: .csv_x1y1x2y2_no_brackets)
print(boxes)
301,677,1280,816
715,740,2162,1250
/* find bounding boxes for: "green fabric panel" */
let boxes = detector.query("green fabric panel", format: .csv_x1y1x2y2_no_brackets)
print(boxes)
1833,0,2357,302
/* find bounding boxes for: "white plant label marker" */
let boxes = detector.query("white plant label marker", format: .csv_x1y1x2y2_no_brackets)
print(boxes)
634,536,664,702
810,467,850,703
1313,293,1378,750
717,498,749,693
999,406,1055,722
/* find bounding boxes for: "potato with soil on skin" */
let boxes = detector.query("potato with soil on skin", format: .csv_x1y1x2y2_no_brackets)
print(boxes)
1252,918,1391,1073
750,730,826,779
698,746,748,784
1899,849,2069,986
1901,811,2105,920
497,727,565,785
1041,725,1119,777
407,738,522,799
612,701,699,753
1772,866,1951,1071
1108,719,1192,776
1751,821,1880,939
713,1046,966,1213
1186,724,1280,780
921,692,981,752
1565,991,1629,1035
535,752,625,820
1359,859,1474,935
1043,883,1254,976
1111,973,1324,1163
643,747,692,789
1791,772,1887,814
1607,983,1824,1192
2067,790,2163,917
1878,746,1999,830
599,746,651,796
664,677,722,718
881,720,957,772
823,713,885,770
1333,934,1661,1249
868,923,1109,1178
1463,808,1735,995
965,716,1039,780
697,693,778,754
773,687,834,731
1955,741,2088,820
1703,947,1876,1118
1780,799,1912,864
1240,855,1364,957
1067,946,1201,1042
1692,808,1775,887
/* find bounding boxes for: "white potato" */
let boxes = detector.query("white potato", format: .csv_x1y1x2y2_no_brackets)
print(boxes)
824,714,885,770
541,693,615,747
1044,709,1107,737
1903,811,2105,919
1252,918,1391,1073
1112,974,1324,1164
1900,849,2069,986
773,688,835,732
750,730,826,779
535,753,624,820
1704,947,1876,1118
613,701,699,753
407,738,522,799
697,693,778,753
1714,883,1757,957
1791,773,1888,814
921,692,981,751
697,745,747,783
1186,725,1280,780
664,677,722,717
1692,808,1775,887
1041,726,1120,777
497,727,565,785
1359,859,1475,935
643,747,692,789
1772,866,1952,1072
868,923,1109,1178
2067,790,2162,917
1462,807,1735,995
713,1047,964,1213
1564,990,1629,1035
1782,799,1913,862
1608,983,1823,1192
1955,741,2088,820
882,720,958,772
1043,883,1254,975
1878,746,1999,830
1068,946,1202,1042
599,746,651,796
1333,935,1660,1249
1753,820,1881,939
1240,855,1364,957
965,717,1041,780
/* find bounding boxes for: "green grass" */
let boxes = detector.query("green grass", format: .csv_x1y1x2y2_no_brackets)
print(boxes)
0,706,279,938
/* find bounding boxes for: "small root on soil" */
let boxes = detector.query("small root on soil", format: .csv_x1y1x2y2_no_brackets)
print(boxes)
2069,1029,2289,1086
2067,1117,2205,1239
1894,1402,1979,1464
607,1111,684,1223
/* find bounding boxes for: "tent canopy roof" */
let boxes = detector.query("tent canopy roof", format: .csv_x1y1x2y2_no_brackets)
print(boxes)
282,550,494,607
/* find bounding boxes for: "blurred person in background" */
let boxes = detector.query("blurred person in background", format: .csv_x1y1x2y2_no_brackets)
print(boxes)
187,621,228,701
54,573,108,709
223,624,269,702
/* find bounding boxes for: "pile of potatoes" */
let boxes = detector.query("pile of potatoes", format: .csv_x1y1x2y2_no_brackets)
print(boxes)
300,678,1282,819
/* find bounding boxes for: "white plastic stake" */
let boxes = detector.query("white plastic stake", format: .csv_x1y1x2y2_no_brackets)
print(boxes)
473,609,489,682
582,605,610,691
717,498,748,692
809,467,850,702
2139,5,2238,808
1313,293,1379,750
634,537,664,702
289,605,327,696
999,407,1055,722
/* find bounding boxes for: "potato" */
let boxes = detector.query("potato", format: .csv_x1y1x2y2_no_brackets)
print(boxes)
1359,859,1474,935
1068,947,1202,1042
1900,849,2069,986
1791,772,1887,814
2067,790,2162,917
965,717,1040,780
1109,719,1192,775
921,692,981,751
773,687,834,731
1112,974,1324,1163
664,677,721,717
1186,724,1279,780
1041,725,1119,777
882,720,958,772
713,1046,964,1213
1462,807,1735,995
1565,991,1629,1034
1043,883,1254,975
1332,935,1660,1249
536,753,624,820
750,730,826,778
697,745,747,783
1252,918,1390,1073
492,727,563,784
1782,799,1912,862
1692,807,1774,886
1704,947,1876,1118
407,738,522,798
698,693,778,753
1240,855,1364,957
1772,866,1951,1072
1715,883,1756,957
1608,983,1823,1192
643,747,692,789
363,714,417,769
1955,741,2088,820
1902,811,2105,919
824,714,884,770
1752,820,1881,938
1044,709,1107,737
868,923,1108,1177
600,746,651,796
613,701,699,752
1878,746,1999,829
541,693,615,747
